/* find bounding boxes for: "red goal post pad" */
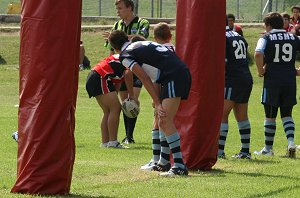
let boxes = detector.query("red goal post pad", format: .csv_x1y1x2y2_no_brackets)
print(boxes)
11,0,82,195
175,0,226,170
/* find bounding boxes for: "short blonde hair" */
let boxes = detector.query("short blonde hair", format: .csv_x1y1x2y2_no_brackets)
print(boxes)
154,22,172,41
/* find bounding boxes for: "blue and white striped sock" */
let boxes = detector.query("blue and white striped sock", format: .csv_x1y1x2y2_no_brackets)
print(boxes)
158,131,170,165
282,117,295,143
238,120,251,154
218,123,229,155
166,132,185,169
152,129,160,162
264,120,276,151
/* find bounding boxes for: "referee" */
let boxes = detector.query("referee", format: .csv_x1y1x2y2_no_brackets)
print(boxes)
102,0,150,144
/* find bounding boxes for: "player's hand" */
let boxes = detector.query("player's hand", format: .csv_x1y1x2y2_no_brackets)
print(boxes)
258,65,266,77
156,104,166,117
102,31,110,40
152,100,155,108
296,67,300,76
128,96,139,106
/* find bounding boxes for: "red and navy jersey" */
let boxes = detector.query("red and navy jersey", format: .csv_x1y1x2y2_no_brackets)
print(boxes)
230,24,243,37
291,16,300,36
255,29,300,85
92,54,126,84
119,41,187,83
225,29,252,86
285,23,294,32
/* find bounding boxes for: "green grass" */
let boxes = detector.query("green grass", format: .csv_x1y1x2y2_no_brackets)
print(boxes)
1,28,300,198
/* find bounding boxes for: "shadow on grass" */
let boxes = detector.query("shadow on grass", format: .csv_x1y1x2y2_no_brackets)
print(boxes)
66,194,113,198
234,171,299,180
244,184,300,198
190,168,226,177
126,143,151,150
0,55,7,64
240,158,281,164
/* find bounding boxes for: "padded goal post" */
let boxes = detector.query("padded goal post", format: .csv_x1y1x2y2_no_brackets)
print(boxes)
175,0,226,170
11,0,82,195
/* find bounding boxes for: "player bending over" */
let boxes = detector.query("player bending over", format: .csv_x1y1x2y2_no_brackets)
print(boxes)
109,30,191,176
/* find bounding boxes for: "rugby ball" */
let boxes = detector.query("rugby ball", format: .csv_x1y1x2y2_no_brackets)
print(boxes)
121,98,140,118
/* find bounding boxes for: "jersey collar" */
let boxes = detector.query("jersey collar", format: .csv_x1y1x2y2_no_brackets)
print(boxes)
269,29,286,33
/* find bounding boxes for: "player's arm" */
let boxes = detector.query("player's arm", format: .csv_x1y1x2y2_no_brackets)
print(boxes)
296,67,300,76
254,52,265,77
254,38,266,77
152,83,160,108
131,63,165,116
124,69,136,101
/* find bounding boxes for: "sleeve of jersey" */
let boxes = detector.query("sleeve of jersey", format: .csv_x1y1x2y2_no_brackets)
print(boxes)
138,19,150,39
121,58,137,71
255,37,267,54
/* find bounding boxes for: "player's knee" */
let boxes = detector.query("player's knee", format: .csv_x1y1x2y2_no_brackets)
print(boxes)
158,116,172,130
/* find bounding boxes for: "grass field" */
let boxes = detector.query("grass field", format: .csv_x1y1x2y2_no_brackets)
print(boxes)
1,27,300,197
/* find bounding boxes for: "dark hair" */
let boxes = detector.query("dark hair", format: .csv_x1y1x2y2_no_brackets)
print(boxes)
291,5,300,12
108,30,129,51
281,12,290,20
227,13,236,21
115,0,134,11
154,22,172,41
264,12,284,29
131,35,146,43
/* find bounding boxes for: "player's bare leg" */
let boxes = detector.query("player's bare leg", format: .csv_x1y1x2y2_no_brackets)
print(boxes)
159,97,188,176
96,91,121,145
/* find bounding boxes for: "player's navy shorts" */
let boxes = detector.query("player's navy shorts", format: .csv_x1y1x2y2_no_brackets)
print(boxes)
119,74,142,91
261,85,297,107
224,84,252,103
86,70,115,98
160,68,191,100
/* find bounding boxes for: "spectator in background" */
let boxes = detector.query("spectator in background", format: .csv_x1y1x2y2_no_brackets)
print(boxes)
282,13,294,32
290,5,300,36
102,0,150,144
79,41,91,70
227,13,243,37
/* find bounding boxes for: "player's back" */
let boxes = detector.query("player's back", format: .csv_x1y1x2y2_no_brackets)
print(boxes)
225,30,252,85
121,41,186,81
262,30,300,84
263,30,300,67
226,30,248,66
93,54,125,83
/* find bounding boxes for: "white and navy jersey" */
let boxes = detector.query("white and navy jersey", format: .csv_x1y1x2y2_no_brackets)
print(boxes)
255,29,300,85
162,43,175,53
225,29,253,86
119,41,187,83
